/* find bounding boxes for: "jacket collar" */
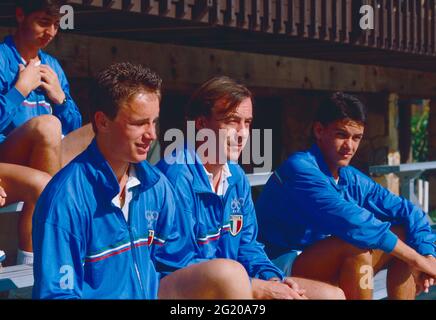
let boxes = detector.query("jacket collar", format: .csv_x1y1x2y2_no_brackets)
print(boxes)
82,139,160,202
174,145,243,194
309,144,348,189
4,35,45,65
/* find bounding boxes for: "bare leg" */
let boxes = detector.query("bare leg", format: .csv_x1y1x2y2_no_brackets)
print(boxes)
0,115,62,175
291,277,345,300
158,259,253,299
386,253,416,299
0,163,50,252
61,123,94,167
292,226,414,299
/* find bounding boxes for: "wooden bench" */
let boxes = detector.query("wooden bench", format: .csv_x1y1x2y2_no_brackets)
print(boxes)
0,202,23,215
0,264,33,292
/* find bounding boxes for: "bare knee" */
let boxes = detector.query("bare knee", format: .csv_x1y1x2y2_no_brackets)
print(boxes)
332,238,372,261
204,259,249,285
23,170,51,204
320,285,346,300
159,259,252,299
28,115,62,147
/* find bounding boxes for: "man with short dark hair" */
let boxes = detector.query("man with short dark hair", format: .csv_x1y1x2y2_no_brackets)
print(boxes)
0,0,93,265
1,0,82,172
32,63,253,299
154,77,345,299
255,92,436,299
32,62,168,299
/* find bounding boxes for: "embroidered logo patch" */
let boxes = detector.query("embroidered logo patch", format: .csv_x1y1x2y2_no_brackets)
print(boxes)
145,210,159,228
229,215,243,236
230,198,243,213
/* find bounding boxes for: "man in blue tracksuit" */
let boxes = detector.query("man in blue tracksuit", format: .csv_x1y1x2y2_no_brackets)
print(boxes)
32,63,169,299
256,92,436,299
0,1,83,172
32,138,174,299
0,0,92,266
154,76,344,299
32,63,253,299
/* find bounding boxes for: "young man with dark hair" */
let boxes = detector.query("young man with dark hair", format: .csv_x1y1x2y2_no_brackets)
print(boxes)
0,0,93,265
154,76,345,299
32,63,253,299
255,92,436,299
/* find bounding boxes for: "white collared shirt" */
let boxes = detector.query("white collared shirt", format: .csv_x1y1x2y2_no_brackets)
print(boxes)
112,165,141,222
203,163,232,196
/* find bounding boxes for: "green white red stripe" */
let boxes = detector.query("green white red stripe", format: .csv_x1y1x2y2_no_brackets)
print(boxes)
197,224,231,244
85,235,166,263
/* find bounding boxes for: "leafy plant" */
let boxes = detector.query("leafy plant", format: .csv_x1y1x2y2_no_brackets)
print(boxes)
411,103,429,163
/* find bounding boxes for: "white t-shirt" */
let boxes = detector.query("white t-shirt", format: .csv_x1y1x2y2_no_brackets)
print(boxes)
111,166,141,222
203,163,232,196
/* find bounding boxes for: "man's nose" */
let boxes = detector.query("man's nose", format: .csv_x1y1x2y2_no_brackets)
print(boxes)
46,24,57,37
343,138,353,150
144,124,157,141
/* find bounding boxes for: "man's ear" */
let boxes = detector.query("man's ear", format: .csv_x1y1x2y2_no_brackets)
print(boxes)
94,112,110,133
313,122,324,141
15,7,25,25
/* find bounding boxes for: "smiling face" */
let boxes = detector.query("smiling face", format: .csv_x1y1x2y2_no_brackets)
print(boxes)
96,91,160,165
198,97,253,163
313,119,365,178
16,9,60,49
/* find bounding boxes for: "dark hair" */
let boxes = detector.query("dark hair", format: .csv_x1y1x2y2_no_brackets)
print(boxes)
185,76,252,121
16,0,65,16
90,62,162,132
314,92,367,126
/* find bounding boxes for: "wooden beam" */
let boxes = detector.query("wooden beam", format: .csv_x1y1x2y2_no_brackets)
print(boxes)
0,27,430,96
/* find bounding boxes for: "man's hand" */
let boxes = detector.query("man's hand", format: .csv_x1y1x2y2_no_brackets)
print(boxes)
15,58,41,97
251,278,308,300
0,179,7,207
283,277,307,296
412,255,435,295
40,64,65,105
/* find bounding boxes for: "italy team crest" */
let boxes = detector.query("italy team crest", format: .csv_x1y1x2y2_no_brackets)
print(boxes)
148,230,155,246
229,215,243,236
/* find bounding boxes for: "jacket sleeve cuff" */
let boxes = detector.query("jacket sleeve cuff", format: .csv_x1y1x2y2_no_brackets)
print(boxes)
8,86,25,105
53,97,69,112
416,243,436,257
378,230,398,253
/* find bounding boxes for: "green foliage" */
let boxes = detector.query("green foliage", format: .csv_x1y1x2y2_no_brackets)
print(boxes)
411,107,429,162
430,210,436,223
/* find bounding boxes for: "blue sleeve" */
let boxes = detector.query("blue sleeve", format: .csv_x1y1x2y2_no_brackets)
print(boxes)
289,163,399,253
49,59,82,134
0,63,25,132
237,178,285,281
356,171,436,257
151,177,208,275
32,192,85,299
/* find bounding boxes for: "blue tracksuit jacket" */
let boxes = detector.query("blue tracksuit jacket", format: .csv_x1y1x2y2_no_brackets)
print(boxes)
0,35,81,143
32,139,175,299
256,144,436,259
154,147,285,281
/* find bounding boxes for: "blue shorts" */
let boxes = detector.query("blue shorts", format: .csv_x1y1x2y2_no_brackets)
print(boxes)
271,251,301,276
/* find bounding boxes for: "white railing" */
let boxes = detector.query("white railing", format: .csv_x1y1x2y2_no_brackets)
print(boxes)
369,161,436,226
